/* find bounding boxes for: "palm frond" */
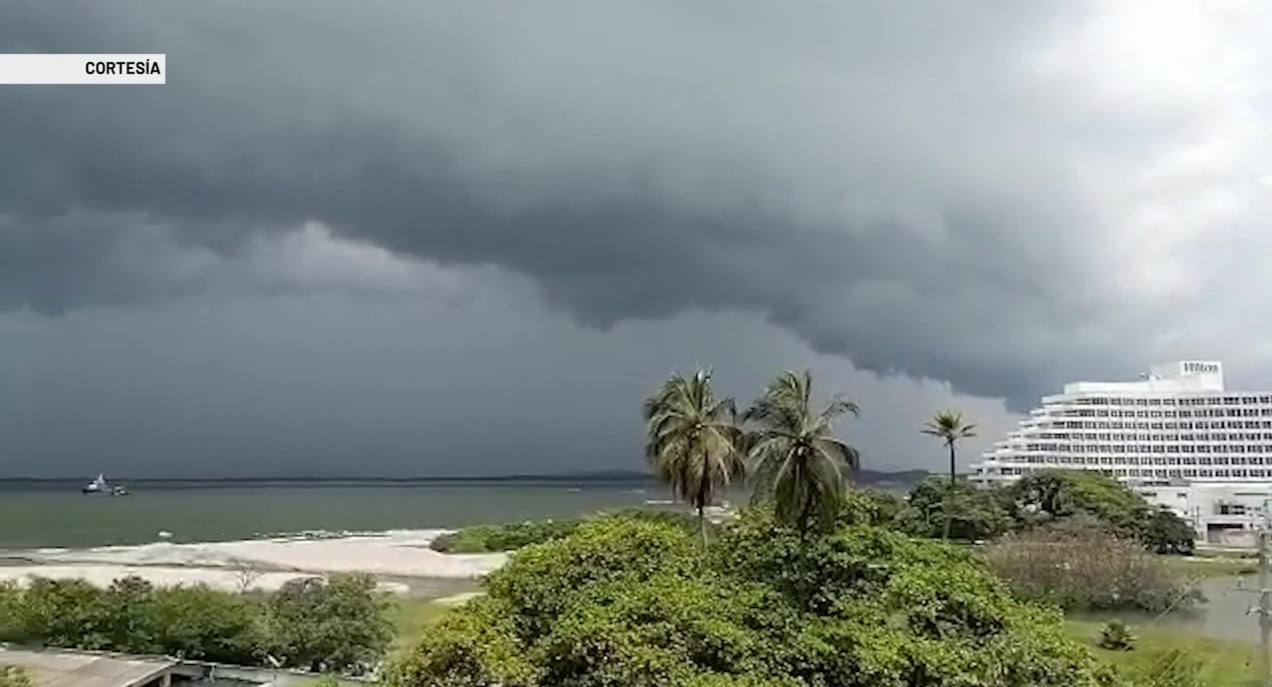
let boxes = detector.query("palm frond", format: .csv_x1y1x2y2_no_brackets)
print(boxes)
744,370,861,534
641,369,746,518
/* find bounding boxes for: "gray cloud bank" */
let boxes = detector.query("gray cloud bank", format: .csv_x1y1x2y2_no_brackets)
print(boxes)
4,0,1272,413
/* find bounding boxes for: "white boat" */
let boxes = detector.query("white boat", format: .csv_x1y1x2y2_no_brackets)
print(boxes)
82,474,128,496
82,473,107,493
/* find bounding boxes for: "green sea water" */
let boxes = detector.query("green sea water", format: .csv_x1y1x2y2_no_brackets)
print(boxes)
0,481,665,549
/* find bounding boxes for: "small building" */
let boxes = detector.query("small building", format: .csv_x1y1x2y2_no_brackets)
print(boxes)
0,648,179,687
0,648,272,687
1132,482,1272,547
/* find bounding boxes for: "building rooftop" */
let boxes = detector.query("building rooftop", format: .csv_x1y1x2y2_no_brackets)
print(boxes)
0,648,177,687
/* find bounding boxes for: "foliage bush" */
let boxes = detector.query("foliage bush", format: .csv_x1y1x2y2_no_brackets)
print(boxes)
898,477,1012,541
994,471,1195,555
0,573,389,674
390,511,1123,687
429,518,583,553
0,666,33,687
267,573,392,674
984,521,1201,613
1097,621,1135,651
836,487,905,527
429,508,707,553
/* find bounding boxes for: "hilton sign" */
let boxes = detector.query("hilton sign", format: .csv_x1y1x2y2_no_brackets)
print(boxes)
1183,362,1220,374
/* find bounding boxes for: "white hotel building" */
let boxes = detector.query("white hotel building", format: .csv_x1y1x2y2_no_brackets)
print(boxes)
970,360,1272,545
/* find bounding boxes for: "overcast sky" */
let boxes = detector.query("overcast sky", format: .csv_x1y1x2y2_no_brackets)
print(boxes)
3,0,1272,478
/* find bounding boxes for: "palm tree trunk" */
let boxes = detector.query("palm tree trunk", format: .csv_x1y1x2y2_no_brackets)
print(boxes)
948,442,957,487
696,472,709,548
943,441,956,540
796,490,815,609
702,501,712,544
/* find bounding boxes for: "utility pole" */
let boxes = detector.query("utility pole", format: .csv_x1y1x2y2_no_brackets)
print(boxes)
1259,526,1271,687
1240,499,1272,687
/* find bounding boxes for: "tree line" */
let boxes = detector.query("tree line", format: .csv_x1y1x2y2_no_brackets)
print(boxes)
0,572,392,675
643,367,1195,555
643,368,860,540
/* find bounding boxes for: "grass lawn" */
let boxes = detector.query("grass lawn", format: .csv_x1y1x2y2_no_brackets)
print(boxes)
1065,619,1258,686
1161,548,1259,579
387,594,463,654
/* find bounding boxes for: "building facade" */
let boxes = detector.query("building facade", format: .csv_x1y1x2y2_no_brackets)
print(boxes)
970,360,1272,542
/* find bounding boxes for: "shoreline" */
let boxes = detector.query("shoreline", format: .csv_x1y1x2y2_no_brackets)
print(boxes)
0,528,507,595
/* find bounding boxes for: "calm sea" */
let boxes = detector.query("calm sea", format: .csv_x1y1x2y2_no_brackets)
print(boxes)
0,480,670,549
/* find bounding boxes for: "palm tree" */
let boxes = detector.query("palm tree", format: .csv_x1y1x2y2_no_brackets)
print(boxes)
922,410,977,487
744,370,861,537
922,410,977,540
642,369,745,544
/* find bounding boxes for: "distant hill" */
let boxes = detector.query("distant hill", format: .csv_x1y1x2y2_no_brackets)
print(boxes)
855,469,929,486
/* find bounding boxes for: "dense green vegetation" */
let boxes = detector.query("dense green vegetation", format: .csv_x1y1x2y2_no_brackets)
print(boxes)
0,573,391,675
895,470,1195,556
430,509,707,553
429,518,583,553
390,513,1120,687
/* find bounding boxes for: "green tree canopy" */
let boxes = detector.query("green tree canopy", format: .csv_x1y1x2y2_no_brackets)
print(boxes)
267,573,392,675
998,471,1149,535
390,512,1123,687
1144,507,1196,555
900,477,1012,542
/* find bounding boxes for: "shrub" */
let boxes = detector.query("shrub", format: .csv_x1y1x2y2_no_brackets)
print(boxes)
429,518,583,553
898,478,1011,541
267,573,393,674
1097,620,1135,651
429,508,709,553
836,487,905,527
0,666,33,687
390,510,1124,687
1144,508,1195,556
984,522,1200,613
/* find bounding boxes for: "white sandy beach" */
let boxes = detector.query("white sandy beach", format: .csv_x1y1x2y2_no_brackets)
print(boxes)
0,529,507,594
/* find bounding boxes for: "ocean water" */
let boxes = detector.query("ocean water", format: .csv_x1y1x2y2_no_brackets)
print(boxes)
0,480,668,549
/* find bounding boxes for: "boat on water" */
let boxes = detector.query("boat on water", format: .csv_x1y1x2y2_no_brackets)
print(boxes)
82,473,128,496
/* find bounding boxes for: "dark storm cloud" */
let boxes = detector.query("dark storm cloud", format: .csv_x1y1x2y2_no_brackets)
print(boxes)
0,1,1165,407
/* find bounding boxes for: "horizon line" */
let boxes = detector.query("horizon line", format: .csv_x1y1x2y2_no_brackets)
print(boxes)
0,467,931,483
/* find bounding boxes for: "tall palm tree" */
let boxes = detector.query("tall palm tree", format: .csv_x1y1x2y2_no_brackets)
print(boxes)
922,410,977,540
744,370,861,537
642,369,745,544
922,410,977,487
